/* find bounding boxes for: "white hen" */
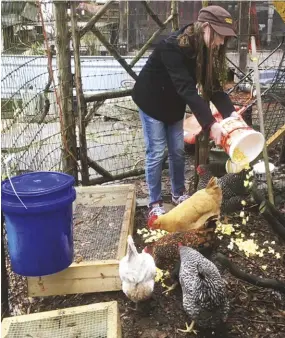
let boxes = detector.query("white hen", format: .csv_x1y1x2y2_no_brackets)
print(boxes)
119,235,156,309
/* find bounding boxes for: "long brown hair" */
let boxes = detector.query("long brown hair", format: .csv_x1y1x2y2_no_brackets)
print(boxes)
177,22,228,100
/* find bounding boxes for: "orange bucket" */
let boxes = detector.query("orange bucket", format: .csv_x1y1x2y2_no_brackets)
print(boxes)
218,117,265,165
183,105,242,145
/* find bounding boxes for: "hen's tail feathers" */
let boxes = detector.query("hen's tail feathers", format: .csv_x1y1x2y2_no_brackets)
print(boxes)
127,235,138,259
205,176,219,191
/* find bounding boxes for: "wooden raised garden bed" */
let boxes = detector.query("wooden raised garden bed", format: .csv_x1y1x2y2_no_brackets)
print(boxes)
2,301,121,338
27,184,136,297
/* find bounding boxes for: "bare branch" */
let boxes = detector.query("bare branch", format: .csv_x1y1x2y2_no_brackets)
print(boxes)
79,0,115,38
87,156,114,179
140,1,164,28
85,89,133,103
130,14,173,68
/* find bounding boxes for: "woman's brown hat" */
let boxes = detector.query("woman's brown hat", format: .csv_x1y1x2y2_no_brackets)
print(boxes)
198,5,237,37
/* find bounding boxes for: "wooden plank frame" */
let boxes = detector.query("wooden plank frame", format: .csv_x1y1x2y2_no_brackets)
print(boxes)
27,184,136,297
266,123,285,149
1,301,121,338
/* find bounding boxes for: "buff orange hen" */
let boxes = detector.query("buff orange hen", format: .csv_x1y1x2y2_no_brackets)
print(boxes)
148,177,222,232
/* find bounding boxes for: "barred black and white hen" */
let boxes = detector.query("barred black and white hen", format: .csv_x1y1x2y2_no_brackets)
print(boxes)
178,245,229,334
197,163,251,214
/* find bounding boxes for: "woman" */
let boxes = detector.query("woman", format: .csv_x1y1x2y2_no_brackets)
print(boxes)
132,5,239,219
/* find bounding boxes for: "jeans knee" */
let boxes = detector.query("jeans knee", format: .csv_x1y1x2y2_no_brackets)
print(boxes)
146,148,165,167
169,144,185,160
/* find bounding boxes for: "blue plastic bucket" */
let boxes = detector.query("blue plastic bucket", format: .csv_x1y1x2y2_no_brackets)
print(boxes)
1,171,76,277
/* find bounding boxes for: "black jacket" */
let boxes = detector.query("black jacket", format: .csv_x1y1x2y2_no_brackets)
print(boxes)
132,25,235,129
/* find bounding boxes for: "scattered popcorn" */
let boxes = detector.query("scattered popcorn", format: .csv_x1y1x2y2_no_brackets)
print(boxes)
241,200,247,206
155,268,170,290
261,265,267,270
275,253,281,259
242,219,247,225
244,180,249,187
139,227,168,243
271,241,276,245
233,238,260,257
257,249,265,258
155,268,164,282
263,241,269,245
216,223,235,236
137,228,148,234
268,247,275,254
228,241,234,250
240,211,245,218
250,233,255,237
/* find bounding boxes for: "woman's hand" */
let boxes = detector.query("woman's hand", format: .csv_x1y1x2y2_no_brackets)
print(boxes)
230,111,240,118
210,122,226,146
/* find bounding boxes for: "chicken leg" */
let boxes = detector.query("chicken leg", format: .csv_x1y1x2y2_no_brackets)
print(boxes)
162,281,179,295
177,321,198,335
162,261,180,295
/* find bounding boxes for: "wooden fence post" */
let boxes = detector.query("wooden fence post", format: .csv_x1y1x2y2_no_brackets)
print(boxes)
1,212,9,320
54,1,78,183
171,0,179,31
238,1,250,73
70,2,89,186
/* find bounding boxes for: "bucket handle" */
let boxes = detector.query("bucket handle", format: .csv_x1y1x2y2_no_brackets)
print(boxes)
3,155,28,209
222,126,252,147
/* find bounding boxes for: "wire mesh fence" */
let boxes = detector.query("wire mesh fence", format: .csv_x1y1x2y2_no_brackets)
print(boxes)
1,1,62,177
1,0,285,185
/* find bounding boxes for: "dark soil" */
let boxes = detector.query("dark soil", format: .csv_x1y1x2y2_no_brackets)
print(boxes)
4,147,285,338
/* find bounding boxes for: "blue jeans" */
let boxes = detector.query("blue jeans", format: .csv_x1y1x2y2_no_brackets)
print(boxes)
139,109,185,205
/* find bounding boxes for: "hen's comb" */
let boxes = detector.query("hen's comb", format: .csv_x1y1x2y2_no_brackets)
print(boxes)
143,246,149,253
178,242,183,247
196,164,205,175
147,214,158,228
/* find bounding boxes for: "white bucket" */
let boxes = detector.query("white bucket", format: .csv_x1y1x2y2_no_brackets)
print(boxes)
219,117,265,166
253,161,275,181
225,159,247,174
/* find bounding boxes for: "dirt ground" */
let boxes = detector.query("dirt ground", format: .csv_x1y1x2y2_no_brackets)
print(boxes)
4,146,285,338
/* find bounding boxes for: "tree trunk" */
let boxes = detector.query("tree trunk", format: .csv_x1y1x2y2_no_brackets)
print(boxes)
1,212,9,320
70,2,89,185
54,1,78,182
